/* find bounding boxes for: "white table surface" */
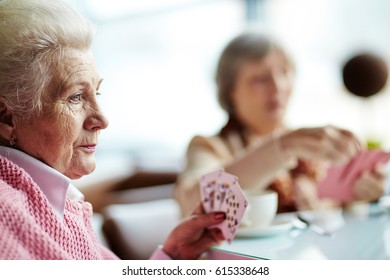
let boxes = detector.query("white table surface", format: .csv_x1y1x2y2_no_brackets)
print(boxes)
216,203,390,260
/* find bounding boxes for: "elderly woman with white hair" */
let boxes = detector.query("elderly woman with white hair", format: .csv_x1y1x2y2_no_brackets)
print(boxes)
0,0,225,260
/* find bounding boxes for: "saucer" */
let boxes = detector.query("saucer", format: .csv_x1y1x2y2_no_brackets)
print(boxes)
236,218,293,238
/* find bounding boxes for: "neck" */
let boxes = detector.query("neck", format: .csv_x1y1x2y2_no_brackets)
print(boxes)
250,122,284,137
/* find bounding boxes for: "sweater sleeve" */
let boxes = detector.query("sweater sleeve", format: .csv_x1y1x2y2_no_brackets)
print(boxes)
99,244,120,260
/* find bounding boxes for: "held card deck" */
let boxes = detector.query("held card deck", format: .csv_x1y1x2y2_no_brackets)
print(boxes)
317,149,390,203
200,170,248,244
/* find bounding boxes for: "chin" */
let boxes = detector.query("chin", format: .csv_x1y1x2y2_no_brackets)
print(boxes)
266,111,283,122
66,163,96,180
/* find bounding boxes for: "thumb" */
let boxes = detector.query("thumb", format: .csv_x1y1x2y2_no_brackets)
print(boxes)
191,212,226,230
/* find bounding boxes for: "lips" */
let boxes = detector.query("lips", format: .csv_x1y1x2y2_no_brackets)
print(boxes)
268,100,282,110
80,144,96,152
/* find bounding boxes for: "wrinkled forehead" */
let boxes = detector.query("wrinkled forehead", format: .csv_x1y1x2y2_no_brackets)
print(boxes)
52,48,100,93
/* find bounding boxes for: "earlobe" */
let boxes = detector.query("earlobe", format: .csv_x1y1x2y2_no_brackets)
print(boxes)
0,98,16,141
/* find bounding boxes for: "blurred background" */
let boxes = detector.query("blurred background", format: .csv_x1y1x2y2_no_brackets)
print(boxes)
65,0,390,186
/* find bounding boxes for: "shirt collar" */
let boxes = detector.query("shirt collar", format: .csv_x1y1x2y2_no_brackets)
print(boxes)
0,146,84,219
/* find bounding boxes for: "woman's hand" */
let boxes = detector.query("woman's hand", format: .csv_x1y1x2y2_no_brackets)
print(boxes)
353,164,386,202
294,176,338,211
162,204,226,259
280,125,362,165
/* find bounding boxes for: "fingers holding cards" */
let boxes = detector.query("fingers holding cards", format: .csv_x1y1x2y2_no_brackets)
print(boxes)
317,149,390,203
200,170,248,244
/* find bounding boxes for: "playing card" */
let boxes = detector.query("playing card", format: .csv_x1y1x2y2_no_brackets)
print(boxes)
317,149,390,202
200,170,248,244
355,150,390,173
200,170,222,212
214,172,237,210
220,180,248,244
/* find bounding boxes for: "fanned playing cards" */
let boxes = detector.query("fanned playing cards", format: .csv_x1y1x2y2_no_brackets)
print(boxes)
317,149,390,203
200,170,248,244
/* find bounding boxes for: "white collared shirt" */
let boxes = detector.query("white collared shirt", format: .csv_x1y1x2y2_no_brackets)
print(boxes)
0,146,84,219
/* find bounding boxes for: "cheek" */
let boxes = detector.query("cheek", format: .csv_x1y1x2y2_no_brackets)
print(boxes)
19,108,81,163
55,103,85,134
29,120,76,159
280,86,292,107
44,112,79,145
279,76,294,96
58,115,78,139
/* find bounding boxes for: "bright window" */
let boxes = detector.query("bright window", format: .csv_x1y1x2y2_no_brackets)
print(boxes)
63,0,390,185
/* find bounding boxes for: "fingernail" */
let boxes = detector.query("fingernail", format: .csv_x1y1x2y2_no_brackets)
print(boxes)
214,213,226,221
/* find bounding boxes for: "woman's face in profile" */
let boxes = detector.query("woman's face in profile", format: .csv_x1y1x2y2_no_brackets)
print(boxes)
231,49,294,133
15,49,109,179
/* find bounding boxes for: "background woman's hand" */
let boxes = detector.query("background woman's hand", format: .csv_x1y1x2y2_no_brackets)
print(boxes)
280,125,362,165
353,164,386,202
162,204,225,259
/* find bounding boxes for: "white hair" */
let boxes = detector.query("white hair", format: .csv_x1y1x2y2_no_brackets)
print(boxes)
0,0,94,117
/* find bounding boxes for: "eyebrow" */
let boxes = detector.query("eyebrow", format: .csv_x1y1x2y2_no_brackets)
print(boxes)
62,78,102,91
97,78,103,90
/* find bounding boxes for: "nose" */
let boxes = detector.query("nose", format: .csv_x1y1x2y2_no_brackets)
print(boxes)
85,106,109,131
269,71,290,96
267,75,279,96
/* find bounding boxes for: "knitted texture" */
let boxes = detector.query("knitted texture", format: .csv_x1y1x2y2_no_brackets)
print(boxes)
0,156,118,260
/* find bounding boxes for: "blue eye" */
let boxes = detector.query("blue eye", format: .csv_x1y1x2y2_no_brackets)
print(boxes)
96,91,102,96
69,94,82,103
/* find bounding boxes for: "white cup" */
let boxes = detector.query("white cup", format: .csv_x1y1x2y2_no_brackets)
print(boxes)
241,190,278,229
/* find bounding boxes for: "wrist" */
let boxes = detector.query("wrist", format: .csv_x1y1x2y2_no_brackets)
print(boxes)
273,132,297,167
162,243,179,260
150,245,173,260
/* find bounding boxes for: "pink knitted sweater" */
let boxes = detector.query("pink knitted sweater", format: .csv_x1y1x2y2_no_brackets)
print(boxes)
0,155,118,260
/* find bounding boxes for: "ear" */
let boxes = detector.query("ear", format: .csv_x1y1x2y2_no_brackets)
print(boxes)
0,98,16,141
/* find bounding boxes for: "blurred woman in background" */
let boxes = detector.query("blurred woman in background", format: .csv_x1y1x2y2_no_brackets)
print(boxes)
175,32,386,217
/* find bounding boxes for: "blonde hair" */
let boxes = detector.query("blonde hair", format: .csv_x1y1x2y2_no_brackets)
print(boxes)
215,32,294,114
0,0,94,117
